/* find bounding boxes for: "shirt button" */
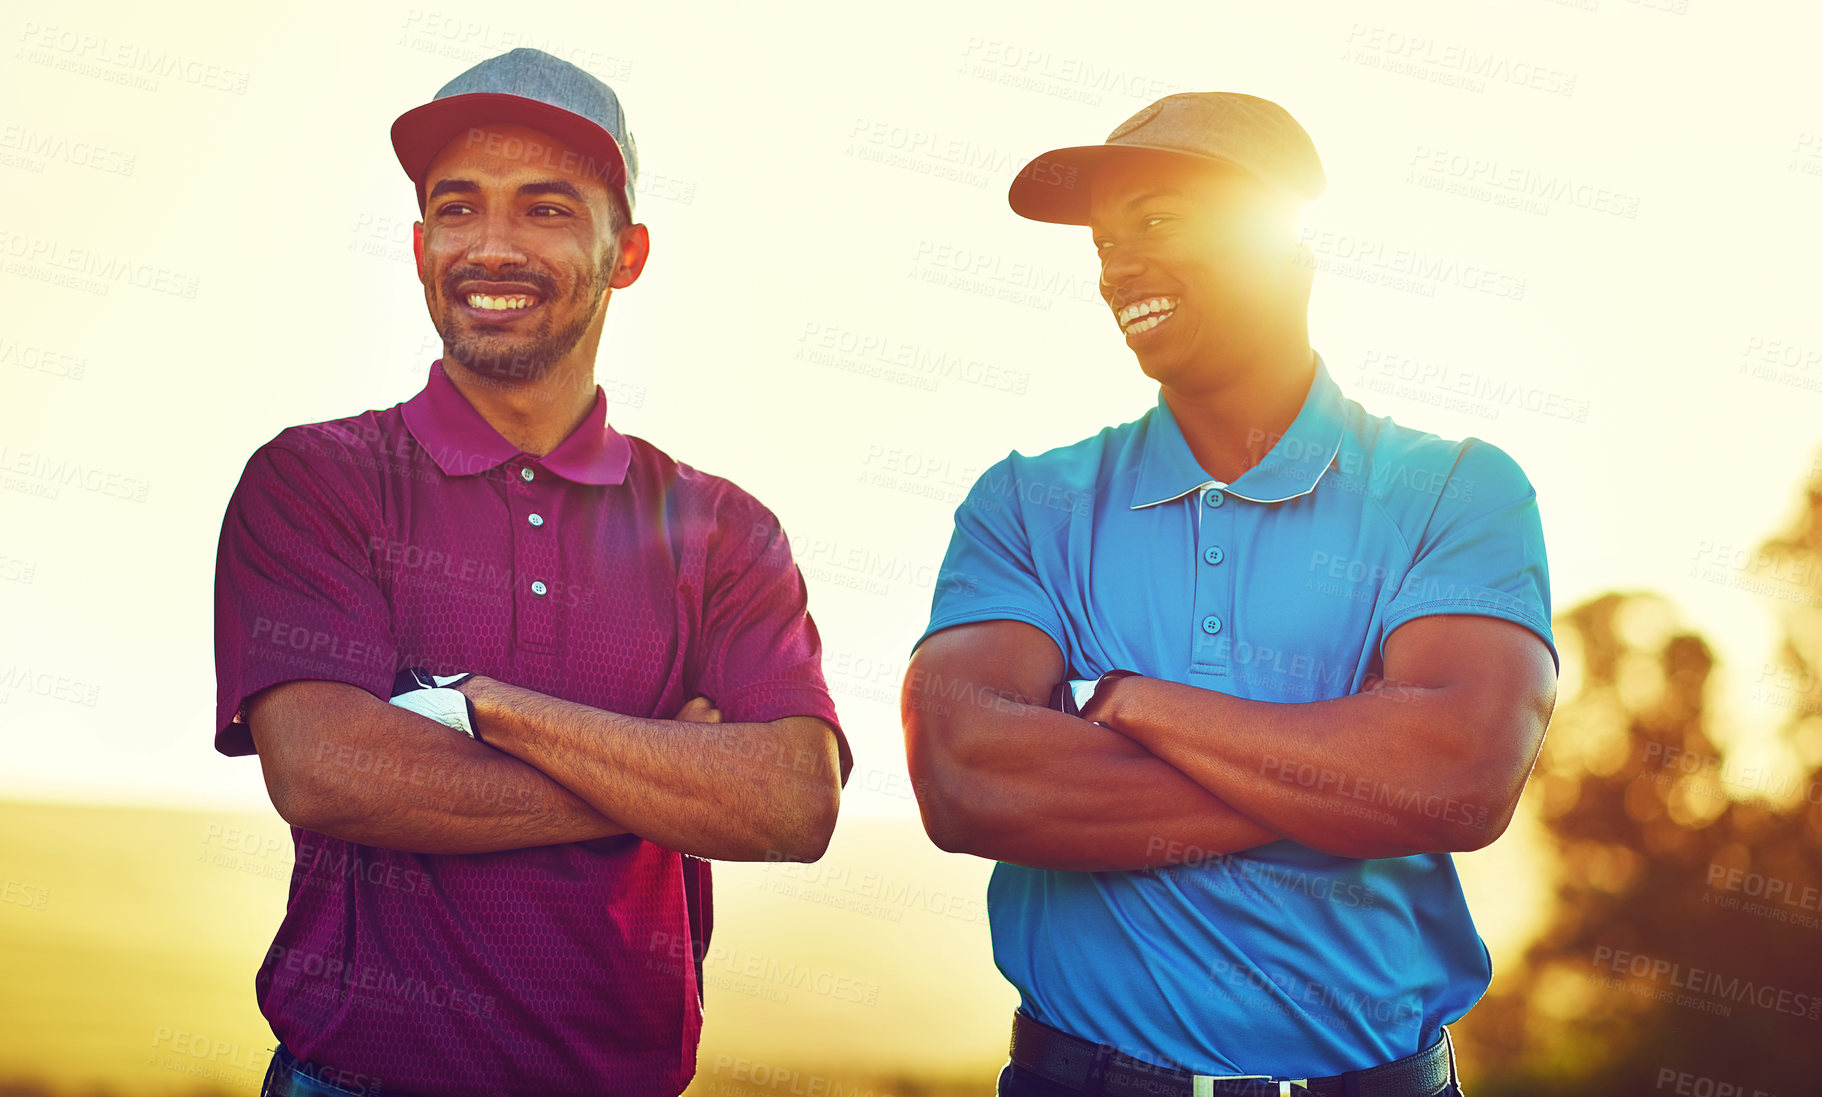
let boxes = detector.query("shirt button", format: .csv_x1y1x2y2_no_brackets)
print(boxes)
1201,614,1222,635
520,467,536,482
528,513,544,527
531,580,548,596
1205,490,1224,508
1204,545,1224,565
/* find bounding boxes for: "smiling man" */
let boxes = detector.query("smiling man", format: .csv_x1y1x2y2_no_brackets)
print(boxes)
213,48,849,1097
903,93,1558,1096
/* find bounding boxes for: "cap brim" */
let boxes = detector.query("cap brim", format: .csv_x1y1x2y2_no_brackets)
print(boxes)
1008,143,1264,226
390,92,630,212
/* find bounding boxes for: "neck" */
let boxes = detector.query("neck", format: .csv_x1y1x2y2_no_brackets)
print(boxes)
1161,329,1315,485
442,350,598,458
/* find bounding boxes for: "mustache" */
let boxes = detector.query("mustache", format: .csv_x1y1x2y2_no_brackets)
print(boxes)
441,266,558,300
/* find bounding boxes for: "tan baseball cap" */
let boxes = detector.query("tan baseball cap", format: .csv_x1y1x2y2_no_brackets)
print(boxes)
1008,92,1325,225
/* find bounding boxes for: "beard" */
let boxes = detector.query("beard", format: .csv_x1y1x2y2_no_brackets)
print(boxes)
434,249,616,386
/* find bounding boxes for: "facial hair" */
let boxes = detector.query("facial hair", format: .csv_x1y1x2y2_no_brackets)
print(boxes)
435,247,617,385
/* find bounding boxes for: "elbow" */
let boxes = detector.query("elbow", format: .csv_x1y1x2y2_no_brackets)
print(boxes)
1425,774,1523,853
910,768,993,856
918,803,972,856
261,763,331,834
756,780,841,863
1449,795,1519,853
1451,741,1535,851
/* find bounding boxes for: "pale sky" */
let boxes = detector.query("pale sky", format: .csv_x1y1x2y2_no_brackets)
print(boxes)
3,0,1819,814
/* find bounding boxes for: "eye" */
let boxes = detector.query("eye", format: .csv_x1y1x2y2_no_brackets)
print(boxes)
433,201,475,218
1141,214,1170,230
529,204,571,218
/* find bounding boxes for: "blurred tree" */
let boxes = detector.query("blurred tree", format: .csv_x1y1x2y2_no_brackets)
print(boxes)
1456,462,1822,1095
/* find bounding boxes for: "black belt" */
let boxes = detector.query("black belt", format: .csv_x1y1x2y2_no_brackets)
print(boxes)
1009,1010,1454,1097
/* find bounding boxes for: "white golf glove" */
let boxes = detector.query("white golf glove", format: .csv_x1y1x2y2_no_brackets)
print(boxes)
1068,679,1099,711
389,667,480,740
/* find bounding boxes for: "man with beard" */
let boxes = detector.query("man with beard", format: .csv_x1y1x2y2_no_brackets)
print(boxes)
213,48,849,1097
904,94,1557,1095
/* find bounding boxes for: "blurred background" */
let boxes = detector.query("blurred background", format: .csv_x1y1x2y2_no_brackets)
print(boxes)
3,0,1819,1093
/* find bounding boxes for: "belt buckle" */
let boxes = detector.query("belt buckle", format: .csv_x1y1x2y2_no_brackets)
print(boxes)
1190,1076,1309,1097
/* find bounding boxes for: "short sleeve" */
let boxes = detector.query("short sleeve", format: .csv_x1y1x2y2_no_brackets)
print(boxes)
910,454,1070,659
1380,440,1558,672
212,439,399,756
693,490,852,786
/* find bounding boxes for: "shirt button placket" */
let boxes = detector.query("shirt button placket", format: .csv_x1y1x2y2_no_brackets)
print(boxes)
513,463,560,650
1191,486,1234,678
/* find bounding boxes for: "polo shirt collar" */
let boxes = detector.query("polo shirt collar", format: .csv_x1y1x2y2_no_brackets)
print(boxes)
1131,351,1345,508
401,359,632,485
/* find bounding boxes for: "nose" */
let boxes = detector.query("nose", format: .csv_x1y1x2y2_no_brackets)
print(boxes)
1098,243,1146,306
466,208,529,271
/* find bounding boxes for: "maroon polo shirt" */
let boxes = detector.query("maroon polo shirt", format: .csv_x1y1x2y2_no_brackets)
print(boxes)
212,360,849,1097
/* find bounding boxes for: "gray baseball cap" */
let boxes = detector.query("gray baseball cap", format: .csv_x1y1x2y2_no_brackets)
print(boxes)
391,47,638,220
1009,92,1324,225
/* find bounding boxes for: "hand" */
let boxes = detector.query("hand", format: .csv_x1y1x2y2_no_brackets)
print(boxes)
1078,678,1121,728
1080,671,1143,729
674,695,723,724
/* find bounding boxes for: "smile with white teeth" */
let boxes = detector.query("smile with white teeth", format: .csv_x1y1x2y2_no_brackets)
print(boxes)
465,293,536,311
1116,296,1178,335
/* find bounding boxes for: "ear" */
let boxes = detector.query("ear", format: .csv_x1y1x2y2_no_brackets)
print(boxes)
412,221,426,283
608,223,651,290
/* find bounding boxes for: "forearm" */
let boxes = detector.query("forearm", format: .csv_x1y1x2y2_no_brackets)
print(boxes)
467,678,839,862
1103,678,1497,858
909,694,1279,872
253,682,626,855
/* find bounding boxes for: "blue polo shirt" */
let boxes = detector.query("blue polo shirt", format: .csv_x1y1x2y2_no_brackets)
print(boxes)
911,351,1555,1078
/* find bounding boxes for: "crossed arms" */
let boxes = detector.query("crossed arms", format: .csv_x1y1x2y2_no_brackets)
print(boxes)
248,677,842,862
901,614,1557,871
